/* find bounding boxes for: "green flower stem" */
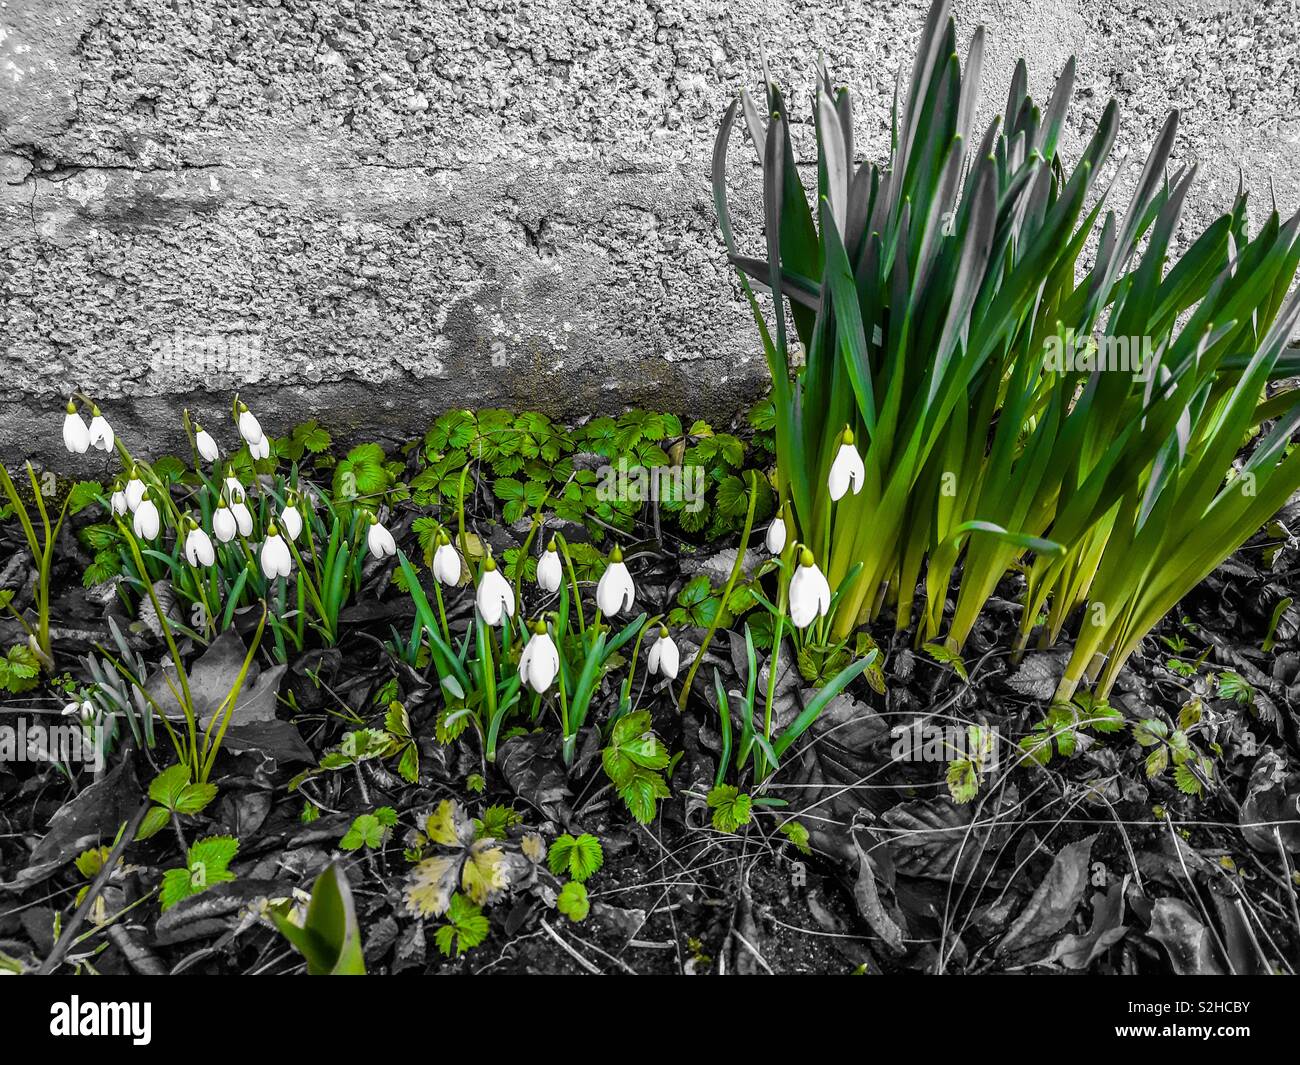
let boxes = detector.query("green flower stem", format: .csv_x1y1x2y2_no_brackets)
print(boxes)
513,514,543,608
558,658,573,767
760,555,791,779
117,517,199,776
620,613,662,712
677,470,761,713
432,577,452,647
554,533,586,636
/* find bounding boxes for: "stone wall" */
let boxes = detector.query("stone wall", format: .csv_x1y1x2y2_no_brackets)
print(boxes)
2,0,1297,466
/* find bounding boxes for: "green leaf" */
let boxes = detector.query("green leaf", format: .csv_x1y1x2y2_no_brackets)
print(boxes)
187,835,238,880
1173,761,1203,796
1133,719,1169,747
922,642,969,683
74,846,112,879
340,812,393,851
946,759,980,804
434,893,490,957
161,835,239,911
1145,745,1170,779
609,710,669,770
272,862,367,974
617,768,671,825
296,420,332,454
334,442,389,499
148,764,217,816
475,804,523,840
1018,731,1053,768
778,820,811,855
66,481,104,515
706,785,753,833
1216,672,1254,705
556,880,590,923
160,868,196,911
547,833,604,882
134,807,171,841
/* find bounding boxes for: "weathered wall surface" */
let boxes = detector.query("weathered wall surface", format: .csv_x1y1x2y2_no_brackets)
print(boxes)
2,0,1297,466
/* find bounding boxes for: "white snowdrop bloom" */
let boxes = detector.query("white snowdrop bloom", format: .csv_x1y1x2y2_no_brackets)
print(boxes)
647,627,680,679
596,545,635,616
62,402,90,454
789,547,832,628
62,699,96,723
237,403,263,446
195,426,220,463
765,514,787,554
125,475,147,513
87,407,114,452
110,487,128,516
185,525,215,567
213,503,237,543
828,427,865,501
537,540,562,592
249,434,272,460
133,498,160,540
517,624,560,694
260,525,293,579
432,535,461,586
223,476,246,503
279,503,302,541
231,501,254,537
366,516,397,559
476,558,515,626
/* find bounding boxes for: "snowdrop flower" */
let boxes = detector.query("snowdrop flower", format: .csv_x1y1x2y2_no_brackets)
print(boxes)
125,473,147,513
133,497,160,540
249,434,272,460
518,622,560,694
236,402,263,446
766,512,787,554
596,545,635,616
260,523,293,579
184,523,215,567
231,500,254,538
110,484,128,516
828,427,865,501
647,626,680,680
279,501,302,541
62,699,96,724
213,503,237,543
62,401,90,454
789,547,832,628
87,406,114,452
223,476,246,503
537,540,562,593
366,515,397,559
195,424,220,463
432,533,461,586
476,557,515,626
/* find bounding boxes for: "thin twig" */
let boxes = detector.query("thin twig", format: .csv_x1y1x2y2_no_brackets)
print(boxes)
1274,826,1300,971
539,918,602,974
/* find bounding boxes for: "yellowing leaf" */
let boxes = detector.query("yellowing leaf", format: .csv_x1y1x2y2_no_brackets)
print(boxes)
425,799,472,847
460,843,508,906
404,855,460,918
75,846,112,879
521,833,546,864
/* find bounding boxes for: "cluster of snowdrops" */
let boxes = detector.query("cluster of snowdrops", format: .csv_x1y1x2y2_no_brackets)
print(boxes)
56,397,868,715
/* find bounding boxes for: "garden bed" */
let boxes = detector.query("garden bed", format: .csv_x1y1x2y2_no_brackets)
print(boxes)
1,403,1298,977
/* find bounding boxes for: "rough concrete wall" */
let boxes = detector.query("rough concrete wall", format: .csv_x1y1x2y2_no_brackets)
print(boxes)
2,0,1297,466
